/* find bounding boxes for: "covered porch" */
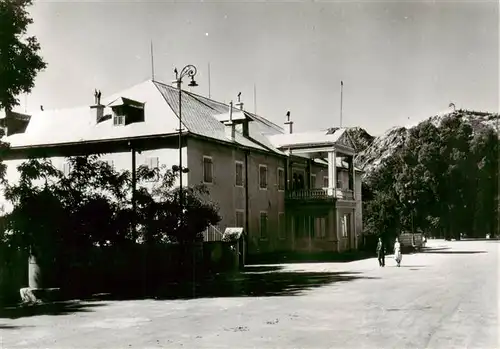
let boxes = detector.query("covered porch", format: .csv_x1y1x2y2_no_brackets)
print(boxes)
268,128,359,253
269,128,357,202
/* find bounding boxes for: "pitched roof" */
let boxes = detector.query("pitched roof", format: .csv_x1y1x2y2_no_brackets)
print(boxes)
6,80,180,147
153,81,284,154
4,80,285,154
267,128,347,149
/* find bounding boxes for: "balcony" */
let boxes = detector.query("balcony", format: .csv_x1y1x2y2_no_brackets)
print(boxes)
285,188,354,201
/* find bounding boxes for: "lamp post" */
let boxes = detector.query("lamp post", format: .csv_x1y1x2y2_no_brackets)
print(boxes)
171,65,198,230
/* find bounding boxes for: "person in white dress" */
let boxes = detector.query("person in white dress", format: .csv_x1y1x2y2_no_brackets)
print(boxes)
394,237,402,267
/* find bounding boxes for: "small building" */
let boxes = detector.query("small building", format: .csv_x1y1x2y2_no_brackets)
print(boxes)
0,79,363,259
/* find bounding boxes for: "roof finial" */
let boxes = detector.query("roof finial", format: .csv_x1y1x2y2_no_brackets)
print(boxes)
237,92,241,103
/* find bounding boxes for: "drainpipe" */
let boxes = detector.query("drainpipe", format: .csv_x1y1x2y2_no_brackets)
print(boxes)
129,142,137,241
244,150,250,264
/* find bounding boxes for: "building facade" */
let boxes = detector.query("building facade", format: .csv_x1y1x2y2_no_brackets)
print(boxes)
0,79,363,258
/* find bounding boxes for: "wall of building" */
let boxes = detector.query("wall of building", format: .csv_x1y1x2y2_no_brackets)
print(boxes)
186,137,286,255
286,157,363,253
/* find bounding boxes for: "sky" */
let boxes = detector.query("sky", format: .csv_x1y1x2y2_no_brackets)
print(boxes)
22,0,499,136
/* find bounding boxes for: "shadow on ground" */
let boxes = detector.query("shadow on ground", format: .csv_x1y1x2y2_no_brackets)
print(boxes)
422,250,486,254
248,251,375,265
0,301,107,320
0,324,34,329
84,268,379,301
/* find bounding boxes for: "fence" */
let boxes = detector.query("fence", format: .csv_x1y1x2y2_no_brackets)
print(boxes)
203,225,224,242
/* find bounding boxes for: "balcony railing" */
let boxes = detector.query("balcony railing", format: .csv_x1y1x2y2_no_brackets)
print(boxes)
286,188,355,201
339,189,354,200
286,188,329,200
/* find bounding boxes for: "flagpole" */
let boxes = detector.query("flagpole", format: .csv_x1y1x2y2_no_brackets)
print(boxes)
254,83,257,114
340,80,344,127
208,62,211,98
150,40,155,80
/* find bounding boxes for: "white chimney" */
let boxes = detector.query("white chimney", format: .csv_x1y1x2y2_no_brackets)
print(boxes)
284,111,293,134
225,101,236,141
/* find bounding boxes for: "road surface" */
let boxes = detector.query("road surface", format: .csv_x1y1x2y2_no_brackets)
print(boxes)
1,239,498,348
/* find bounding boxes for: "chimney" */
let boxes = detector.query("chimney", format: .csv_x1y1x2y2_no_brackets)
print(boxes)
284,111,293,134
225,101,236,141
235,92,244,110
90,89,104,122
235,92,250,137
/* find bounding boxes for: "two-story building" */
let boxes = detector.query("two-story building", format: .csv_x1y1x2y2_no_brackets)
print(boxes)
0,78,363,259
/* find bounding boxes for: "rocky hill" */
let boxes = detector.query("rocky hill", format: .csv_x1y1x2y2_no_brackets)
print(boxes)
351,109,499,178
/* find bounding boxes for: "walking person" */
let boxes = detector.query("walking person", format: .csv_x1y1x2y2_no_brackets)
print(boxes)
394,237,402,267
376,237,385,267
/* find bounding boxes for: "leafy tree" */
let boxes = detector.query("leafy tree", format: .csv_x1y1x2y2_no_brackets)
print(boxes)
470,128,499,237
1,156,221,264
362,112,498,241
0,0,47,112
363,154,403,243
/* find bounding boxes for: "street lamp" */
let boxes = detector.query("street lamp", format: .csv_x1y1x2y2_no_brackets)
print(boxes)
172,64,198,228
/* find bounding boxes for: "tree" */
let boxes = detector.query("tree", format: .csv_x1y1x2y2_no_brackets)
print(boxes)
363,154,403,244
0,0,47,112
2,156,221,263
362,112,498,241
470,128,499,237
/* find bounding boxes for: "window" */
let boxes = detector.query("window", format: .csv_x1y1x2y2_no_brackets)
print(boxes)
146,157,160,181
323,176,329,188
146,157,159,170
236,210,245,228
342,214,349,237
259,211,268,239
235,161,243,187
111,100,145,126
292,170,305,190
113,107,125,126
203,156,213,183
315,217,326,238
278,212,286,239
311,174,316,189
62,162,72,176
277,168,285,191
106,160,115,170
259,165,268,189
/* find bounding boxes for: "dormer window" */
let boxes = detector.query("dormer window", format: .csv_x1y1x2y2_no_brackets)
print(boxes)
108,97,145,126
0,111,31,136
113,106,126,126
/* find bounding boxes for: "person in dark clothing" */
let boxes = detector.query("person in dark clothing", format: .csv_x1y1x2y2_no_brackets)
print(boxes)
376,237,385,267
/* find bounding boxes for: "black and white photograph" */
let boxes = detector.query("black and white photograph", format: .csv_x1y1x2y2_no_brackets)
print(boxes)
0,0,498,348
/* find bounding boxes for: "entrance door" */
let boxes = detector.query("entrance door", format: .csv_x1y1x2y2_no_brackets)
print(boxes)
292,169,306,190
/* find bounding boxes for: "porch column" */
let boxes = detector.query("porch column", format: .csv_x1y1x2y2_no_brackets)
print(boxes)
348,155,354,191
327,149,337,196
306,159,311,189
285,150,291,191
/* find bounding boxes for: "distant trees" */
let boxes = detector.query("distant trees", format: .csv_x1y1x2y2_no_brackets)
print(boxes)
363,114,499,241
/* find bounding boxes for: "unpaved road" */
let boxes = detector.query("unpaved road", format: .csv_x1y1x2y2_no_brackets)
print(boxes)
1,239,498,348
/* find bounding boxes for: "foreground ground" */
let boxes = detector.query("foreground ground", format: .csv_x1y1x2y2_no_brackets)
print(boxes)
1,239,498,349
